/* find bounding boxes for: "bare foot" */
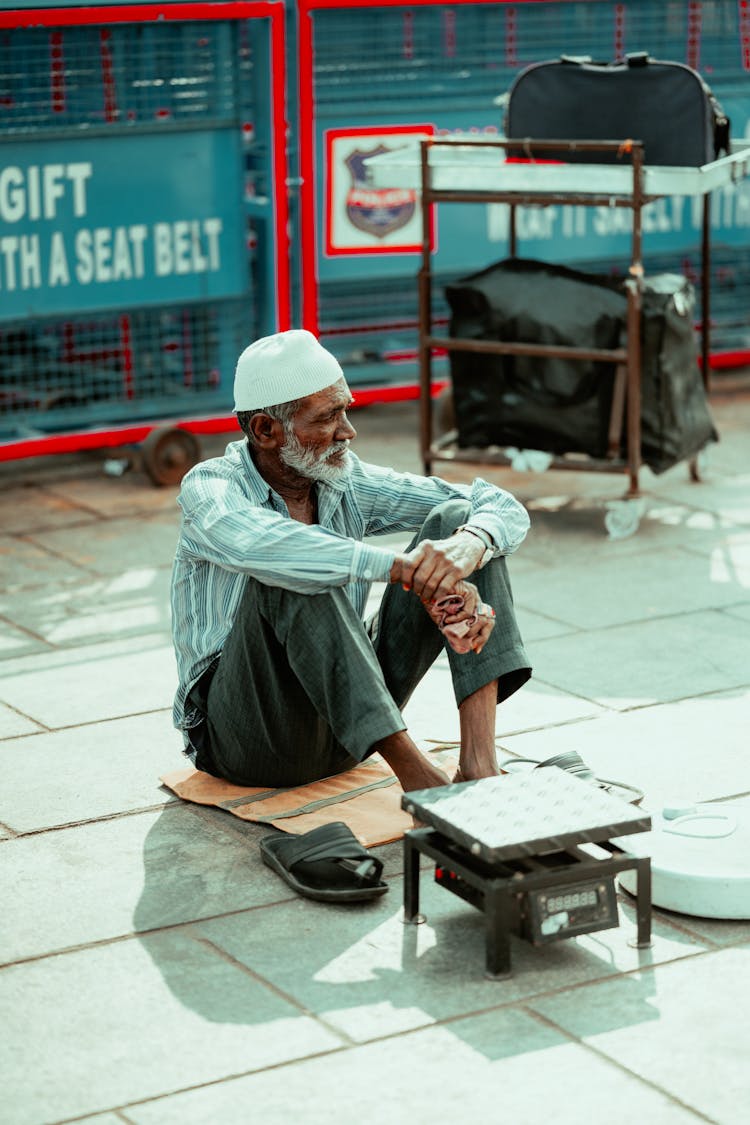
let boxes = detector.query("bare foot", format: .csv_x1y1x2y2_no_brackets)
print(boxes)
392,754,450,794
453,762,502,784
374,732,450,793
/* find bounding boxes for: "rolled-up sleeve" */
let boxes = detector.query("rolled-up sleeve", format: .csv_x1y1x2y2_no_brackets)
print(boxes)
178,469,396,593
354,461,530,556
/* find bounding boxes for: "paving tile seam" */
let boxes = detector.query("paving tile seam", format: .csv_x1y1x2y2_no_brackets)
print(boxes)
8,514,104,536
387,941,726,1024
0,857,740,976
49,1041,361,1125
49,972,700,1125
1,566,174,597
0,890,309,972
54,1110,135,1125
0,614,54,648
193,933,358,1047
522,1005,720,1124
0,798,181,840
532,604,750,638
0,632,173,670
497,709,607,741
0,583,169,621
706,789,750,803
44,938,742,1124
519,676,609,711
679,538,750,561
716,600,750,615
508,939,750,1010
0,929,143,972
0,702,50,733
535,674,750,714
615,682,750,715
12,533,103,573
0,705,175,740
514,602,586,634
674,531,750,559
639,908,725,950
37,483,119,514
40,485,179,518
2,578,102,597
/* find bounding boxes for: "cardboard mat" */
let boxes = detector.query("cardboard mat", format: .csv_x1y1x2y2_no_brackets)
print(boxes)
161,752,458,848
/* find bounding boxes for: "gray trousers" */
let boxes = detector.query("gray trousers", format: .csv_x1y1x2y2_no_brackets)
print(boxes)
202,500,531,787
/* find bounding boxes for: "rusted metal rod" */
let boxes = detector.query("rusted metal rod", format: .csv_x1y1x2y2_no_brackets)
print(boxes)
425,335,627,365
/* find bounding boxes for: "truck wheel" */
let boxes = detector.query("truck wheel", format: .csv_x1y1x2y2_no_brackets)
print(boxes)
141,427,201,486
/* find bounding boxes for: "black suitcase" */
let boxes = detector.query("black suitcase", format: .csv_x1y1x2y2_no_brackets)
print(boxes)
505,53,730,167
445,258,717,473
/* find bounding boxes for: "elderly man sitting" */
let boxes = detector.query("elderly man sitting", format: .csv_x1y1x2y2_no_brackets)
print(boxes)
170,329,531,798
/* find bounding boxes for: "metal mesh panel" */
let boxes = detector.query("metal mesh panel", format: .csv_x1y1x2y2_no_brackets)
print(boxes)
0,20,252,132
0,15,270,442
320,244,750,380
313,1,746,106
314,1,749,365
0,299,253,439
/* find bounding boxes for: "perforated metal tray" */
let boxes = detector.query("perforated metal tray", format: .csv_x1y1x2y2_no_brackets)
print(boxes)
402,768,651,863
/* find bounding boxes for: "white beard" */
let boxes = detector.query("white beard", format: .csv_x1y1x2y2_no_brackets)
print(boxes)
279,429,353,484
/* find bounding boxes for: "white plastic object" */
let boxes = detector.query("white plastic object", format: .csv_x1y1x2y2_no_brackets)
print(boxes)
604,497,646,540
103,458,130,477
505,447,553,473
662,802,698,820
617,801,750,919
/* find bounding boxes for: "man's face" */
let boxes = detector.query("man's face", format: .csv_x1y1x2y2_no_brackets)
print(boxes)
279,379,356,484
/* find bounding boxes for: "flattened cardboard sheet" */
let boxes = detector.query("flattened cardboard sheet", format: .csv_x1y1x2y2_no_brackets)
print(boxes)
161,752,457,847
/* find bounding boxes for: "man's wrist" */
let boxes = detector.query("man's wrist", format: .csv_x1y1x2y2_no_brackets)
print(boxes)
453,525,495,569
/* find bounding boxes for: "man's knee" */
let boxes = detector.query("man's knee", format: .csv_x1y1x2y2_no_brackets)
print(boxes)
415,498,472,542
240,580,365,649
242,578,350,616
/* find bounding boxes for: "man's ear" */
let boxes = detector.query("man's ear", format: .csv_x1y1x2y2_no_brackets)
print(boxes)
248,412,284,449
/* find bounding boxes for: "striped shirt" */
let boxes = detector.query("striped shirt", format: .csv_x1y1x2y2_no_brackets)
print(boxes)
170,437,529,741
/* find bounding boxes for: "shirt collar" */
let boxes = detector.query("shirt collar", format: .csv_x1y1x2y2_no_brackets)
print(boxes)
237,438,349,523
237,440,276,505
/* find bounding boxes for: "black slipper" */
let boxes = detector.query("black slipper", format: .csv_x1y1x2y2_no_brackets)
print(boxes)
503,750,645,805
259,822,389,903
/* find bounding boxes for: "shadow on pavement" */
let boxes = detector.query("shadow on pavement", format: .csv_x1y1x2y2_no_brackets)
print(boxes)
131,804,686,1059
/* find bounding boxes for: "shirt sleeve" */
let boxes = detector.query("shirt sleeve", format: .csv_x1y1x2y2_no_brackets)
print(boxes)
177,465,396,593
353,460,530,555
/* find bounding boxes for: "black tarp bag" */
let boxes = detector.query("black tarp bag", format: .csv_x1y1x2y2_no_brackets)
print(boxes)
639,274,719,473
504,53,730,167
445,258,717,473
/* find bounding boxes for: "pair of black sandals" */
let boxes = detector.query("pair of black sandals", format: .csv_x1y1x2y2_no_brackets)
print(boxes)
260,751,644,903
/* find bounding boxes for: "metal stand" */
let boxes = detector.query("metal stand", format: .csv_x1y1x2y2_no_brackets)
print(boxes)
401,770,652,979
415,137,716,528
404,828,652,979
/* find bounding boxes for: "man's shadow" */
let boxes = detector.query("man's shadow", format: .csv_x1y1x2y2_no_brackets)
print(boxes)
132,800,684,1057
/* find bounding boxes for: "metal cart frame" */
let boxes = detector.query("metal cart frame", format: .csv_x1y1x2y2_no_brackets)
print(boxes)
369,136,750,503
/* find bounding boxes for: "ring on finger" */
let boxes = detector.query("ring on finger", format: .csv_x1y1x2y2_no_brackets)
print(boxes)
478,603,496,618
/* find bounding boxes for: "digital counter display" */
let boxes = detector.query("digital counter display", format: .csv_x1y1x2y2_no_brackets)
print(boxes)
529,878,618,944
543,888,599,914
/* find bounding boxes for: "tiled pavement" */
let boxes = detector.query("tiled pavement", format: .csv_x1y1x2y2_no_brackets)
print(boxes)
1,390,749,1125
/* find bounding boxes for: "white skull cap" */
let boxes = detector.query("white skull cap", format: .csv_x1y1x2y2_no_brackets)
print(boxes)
233,330,344,411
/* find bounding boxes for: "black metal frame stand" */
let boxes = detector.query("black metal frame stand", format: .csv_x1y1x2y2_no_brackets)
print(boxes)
403,826,652,980
417,137,713,496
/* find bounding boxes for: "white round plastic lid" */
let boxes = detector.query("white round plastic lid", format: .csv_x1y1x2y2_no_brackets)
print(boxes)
617,801,750,920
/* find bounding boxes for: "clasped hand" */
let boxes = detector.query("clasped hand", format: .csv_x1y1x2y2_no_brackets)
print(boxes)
389,534,496,655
